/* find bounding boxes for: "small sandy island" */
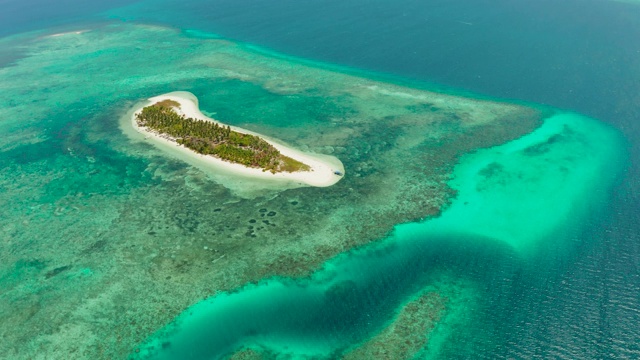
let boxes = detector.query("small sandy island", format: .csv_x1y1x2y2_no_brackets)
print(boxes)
128,91,344,191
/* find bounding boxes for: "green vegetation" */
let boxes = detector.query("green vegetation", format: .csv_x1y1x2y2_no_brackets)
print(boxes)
136,102,310,173
154,99,181,108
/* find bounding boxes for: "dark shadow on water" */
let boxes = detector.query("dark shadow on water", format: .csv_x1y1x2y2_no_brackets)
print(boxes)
136,231,524,359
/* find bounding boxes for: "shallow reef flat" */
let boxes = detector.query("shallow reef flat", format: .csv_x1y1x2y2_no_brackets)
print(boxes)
131,107,625,359
0,22,595,359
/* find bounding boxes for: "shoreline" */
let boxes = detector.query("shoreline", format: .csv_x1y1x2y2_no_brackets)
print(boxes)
129,91,344,188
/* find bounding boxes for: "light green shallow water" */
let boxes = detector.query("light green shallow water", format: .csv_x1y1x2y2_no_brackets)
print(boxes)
399,112,625,254
133,111,626,359
0,22,626,359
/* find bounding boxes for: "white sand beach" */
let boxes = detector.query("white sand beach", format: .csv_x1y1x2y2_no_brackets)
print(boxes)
129,91,344,190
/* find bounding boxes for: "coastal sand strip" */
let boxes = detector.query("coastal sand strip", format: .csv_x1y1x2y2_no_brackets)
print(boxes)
131,91,344,188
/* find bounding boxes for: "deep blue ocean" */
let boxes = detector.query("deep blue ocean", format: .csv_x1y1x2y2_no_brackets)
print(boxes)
1,0,639,358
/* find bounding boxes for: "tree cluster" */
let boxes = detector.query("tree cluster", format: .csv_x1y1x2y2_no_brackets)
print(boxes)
136,103,308,172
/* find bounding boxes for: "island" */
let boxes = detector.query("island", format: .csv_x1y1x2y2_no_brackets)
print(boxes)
130,92,344,188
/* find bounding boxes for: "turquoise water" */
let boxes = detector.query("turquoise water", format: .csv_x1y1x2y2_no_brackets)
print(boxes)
417,112,625,253
0,1,638,359
133,111,626,359
0,23,546,358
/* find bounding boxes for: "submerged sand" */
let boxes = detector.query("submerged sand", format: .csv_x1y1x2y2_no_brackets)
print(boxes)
129,91,344,191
